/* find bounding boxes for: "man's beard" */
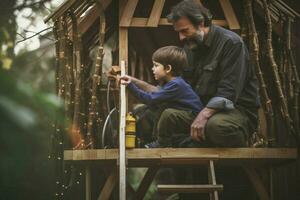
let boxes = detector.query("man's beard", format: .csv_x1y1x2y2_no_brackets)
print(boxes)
184,30,205,50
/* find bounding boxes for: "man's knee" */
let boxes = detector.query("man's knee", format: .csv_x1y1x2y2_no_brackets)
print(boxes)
205,114,247,147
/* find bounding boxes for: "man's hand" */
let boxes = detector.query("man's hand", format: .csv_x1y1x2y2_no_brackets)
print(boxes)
120,75,132,85
191,107,217,142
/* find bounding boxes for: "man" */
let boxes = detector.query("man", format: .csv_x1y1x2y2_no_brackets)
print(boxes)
165,0,260,147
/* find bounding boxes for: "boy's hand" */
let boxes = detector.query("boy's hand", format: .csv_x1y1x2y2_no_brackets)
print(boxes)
106,65,121,80
120,75,132,85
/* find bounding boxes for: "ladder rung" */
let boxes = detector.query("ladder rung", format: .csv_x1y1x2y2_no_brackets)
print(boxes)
157,184,224,193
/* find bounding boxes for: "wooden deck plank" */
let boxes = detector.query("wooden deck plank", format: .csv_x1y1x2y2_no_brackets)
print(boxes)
64,148,297,160
64,148,297,167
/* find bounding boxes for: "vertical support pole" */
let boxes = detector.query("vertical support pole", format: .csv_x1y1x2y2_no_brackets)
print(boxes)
270,167,273,200
208,160,218,200
119,1,128,198
119,61,127,200
86,166,91,200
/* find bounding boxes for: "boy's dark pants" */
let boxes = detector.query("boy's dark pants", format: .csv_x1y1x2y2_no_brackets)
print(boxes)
133,105,196,146
157,108,197,146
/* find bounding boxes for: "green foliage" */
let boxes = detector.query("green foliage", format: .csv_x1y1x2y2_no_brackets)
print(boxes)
0,1,65,199
0,68,64,199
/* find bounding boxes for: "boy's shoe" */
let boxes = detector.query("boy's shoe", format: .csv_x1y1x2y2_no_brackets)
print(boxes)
144,140,162,148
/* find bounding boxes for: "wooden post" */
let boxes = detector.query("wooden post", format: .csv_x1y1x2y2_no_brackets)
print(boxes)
85,166,91,200
119,0,128,198
119,61,127,200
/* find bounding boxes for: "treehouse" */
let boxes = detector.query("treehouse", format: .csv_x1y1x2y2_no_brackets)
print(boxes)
45,0,299,199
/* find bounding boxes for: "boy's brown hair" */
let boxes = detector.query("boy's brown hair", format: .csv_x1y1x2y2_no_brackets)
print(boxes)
152,46,188,76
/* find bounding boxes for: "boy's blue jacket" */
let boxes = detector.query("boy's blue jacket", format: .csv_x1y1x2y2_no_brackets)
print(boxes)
127,77,203,113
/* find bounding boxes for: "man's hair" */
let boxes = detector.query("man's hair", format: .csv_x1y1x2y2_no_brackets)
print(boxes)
152,46,188,76
167,0,212,27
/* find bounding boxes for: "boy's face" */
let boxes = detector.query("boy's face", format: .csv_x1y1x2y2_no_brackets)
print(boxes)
152,61,169,81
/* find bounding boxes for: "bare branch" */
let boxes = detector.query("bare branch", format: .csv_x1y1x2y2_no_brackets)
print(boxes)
0,0,51,11
16,27,53,44
14,0,51,10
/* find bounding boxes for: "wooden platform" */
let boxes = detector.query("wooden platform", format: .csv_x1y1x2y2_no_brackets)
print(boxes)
64,148,297,200
64,148,297,166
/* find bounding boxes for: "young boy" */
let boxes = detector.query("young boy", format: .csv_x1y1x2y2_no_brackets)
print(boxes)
120,46,203,148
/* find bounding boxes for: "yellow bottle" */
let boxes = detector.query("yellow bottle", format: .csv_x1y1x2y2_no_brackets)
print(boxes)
125,113,136,148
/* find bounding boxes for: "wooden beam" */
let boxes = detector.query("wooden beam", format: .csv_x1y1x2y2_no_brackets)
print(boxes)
44,0,80,23
78,5,98,34
97,0,113,10
98,169,118,200
130,18,228,27
147,0,165,27
119,0,139,27
157,184,224,193
219,0,240,30
244,167,270,200
45,0,110,24
119,0,129,119
119,28,128,65
119,0,128,66
78,0,112,34
135,166,159,200
85,166,92,200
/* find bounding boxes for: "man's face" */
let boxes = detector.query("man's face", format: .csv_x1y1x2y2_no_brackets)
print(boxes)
174,16,203,49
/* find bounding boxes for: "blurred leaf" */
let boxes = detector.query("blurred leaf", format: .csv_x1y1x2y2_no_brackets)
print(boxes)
7,40,14,48
0,96,36,130
0,69,64,126
2,57,12,70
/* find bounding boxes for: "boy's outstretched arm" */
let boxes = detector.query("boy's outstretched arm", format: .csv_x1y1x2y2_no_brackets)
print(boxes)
130,76,158,92
107,67,158,92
